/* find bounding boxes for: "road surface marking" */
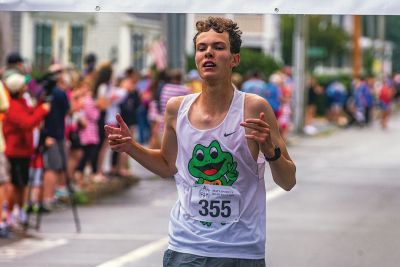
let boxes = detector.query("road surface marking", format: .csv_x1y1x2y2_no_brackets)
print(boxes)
0,238,67,262
266,187,286,202
151,192,177,207
33,232,166,241
96,237,169,267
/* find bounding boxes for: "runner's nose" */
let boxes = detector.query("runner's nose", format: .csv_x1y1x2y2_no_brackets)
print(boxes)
205,48,214,58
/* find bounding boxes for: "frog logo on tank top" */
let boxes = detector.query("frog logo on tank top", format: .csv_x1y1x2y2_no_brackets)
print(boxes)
188,140,239,186
188,140,239,227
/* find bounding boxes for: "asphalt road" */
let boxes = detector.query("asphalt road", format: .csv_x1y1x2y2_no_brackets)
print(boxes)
1,113,399,267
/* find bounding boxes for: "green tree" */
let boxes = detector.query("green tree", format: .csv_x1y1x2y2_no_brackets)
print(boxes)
280,15,349,70
234,48,281,78
187,48,281,79
281,15,295,66
308,16,349,69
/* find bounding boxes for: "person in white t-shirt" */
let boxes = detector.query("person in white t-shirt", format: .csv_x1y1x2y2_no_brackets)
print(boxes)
105,16,296,267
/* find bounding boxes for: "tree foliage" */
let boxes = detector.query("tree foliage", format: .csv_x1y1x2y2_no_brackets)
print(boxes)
281,15,295,66
309,16,349,55
187,48,281,79
234,48,281,78
281,15,349,69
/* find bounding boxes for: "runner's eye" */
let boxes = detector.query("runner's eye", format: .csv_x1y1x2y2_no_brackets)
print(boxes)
197,45,206,51
196,149,204,161
210,147,218,159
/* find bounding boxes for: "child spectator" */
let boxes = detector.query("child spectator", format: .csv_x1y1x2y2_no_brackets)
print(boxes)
74,81,100,186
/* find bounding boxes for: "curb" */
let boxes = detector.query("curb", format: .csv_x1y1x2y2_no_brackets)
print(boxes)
57,175,140,205
83,175,139,203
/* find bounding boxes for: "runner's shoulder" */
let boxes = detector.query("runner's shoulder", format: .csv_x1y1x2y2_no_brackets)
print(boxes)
165,95,186,116
244,92,271,115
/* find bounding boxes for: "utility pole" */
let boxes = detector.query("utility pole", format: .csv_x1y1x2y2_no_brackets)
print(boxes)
165,13,186,72
293,15,308,134
352,15,362,78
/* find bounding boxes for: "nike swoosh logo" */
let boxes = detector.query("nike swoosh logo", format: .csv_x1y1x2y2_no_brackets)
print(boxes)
223,131,237,137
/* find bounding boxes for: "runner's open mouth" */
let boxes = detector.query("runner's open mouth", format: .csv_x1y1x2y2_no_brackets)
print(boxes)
195,159,225,176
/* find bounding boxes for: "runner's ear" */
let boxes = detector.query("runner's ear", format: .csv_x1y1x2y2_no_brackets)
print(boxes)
231,54,240,68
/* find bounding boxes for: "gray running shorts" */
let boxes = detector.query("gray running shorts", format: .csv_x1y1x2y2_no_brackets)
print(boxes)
163,249,266,267
43,140,66,171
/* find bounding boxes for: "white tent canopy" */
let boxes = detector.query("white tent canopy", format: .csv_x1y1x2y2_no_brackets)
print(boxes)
0,0,399,14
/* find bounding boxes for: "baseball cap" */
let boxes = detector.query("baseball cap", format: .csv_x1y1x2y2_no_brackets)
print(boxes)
4,73,26,94
7,52,24,65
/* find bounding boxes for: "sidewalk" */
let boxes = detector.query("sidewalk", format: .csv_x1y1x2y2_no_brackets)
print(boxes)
74,149,157,203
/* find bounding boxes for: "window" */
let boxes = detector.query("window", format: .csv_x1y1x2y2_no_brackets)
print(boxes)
132,33,144,71
70,25,84,70
34,23,52,71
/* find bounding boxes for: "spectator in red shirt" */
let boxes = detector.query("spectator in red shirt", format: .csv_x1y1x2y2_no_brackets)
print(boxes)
3,73,50,226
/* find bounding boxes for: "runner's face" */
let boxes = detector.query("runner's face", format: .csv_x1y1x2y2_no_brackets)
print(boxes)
195,30,239,82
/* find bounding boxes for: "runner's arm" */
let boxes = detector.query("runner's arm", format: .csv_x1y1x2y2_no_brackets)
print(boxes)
242,94,296,191
105,97,181,178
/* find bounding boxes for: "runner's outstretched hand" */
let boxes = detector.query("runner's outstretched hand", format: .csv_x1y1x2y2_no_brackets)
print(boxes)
104,114,133,153
240,112,275,157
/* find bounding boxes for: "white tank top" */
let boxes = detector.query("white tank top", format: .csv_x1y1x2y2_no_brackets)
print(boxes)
168,89,267,259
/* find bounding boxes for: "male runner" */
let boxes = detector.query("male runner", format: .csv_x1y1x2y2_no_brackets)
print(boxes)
105,16,296,267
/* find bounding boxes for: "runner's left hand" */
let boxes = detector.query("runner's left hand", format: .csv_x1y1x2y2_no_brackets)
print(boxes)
240,112,275,157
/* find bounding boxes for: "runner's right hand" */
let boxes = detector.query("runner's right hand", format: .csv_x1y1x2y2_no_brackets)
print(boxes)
104,114,133,153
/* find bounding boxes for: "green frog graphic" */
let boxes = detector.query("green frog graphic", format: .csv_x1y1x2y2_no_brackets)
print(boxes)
188,140,239,227
188,140,239,186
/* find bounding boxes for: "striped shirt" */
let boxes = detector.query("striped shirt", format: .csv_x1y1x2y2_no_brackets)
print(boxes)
79,95,100,145
159,83,190,133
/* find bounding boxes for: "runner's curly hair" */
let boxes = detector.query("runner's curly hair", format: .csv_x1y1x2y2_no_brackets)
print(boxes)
193,16,242,54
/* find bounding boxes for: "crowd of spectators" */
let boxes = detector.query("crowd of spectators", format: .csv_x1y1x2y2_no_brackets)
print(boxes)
305,74,399,134
0,52,196,238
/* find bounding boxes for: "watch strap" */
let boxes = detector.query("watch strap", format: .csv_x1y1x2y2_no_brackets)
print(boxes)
264,146,281,162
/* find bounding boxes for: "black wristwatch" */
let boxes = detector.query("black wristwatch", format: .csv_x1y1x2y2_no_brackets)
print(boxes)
264,146,281,162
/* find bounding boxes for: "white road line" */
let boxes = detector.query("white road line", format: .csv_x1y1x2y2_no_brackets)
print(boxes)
96,237,169,267
0,238,67,262
266,187,286,202
95,187,285,267
33,232,165,241
151,192,177,207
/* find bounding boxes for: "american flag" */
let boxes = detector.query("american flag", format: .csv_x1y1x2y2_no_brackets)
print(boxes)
150,39,167,71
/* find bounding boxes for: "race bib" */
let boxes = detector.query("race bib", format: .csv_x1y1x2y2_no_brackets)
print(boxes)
189,184,240,223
